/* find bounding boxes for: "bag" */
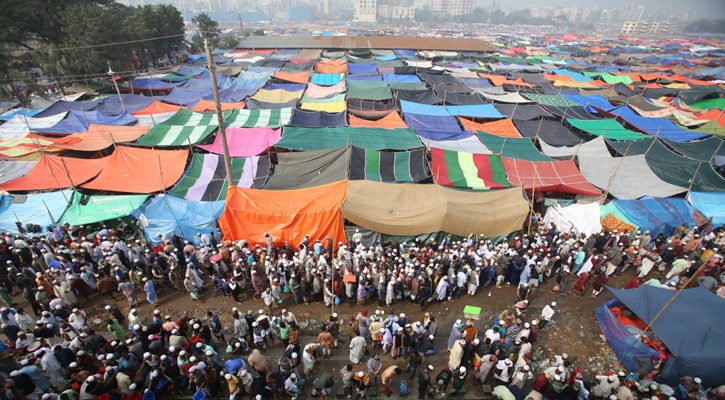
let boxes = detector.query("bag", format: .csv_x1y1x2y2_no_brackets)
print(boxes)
364,349,370,356
400,379,408,396
334,296,341,305
283,285,290,293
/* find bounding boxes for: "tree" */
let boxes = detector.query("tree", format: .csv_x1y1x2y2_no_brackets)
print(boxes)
193,13,220,44
221,36,240,50
33,45,69,95
124,5,185,68
253,29,265,36
0,59,46,107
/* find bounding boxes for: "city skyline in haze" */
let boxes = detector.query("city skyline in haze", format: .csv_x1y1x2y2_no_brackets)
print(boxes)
494,0,724,19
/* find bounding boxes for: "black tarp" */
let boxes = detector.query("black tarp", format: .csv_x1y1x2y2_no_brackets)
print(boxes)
281,61,315,72
493,104,554,120
394,66,443,75
287,109,348,127
393,90,441,104
514,119,582,146
543,106,600,120
435,91,488,105
418,73,460,84
253,58,287,68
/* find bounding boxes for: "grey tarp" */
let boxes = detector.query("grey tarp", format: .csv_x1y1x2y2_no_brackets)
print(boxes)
342,181,529,237
393,90,440,104
576,137,686,199
493,104,554,120
539,140,581,158
262,147,348,190
514,119,582,146
0,161,36,184
663,137,725,161
246,98,299,110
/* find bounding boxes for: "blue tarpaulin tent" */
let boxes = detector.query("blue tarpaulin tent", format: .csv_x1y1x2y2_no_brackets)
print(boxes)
136,194,225,246
597,286,725,387
604,198,694,237
96,94,155,114
0,191,72,234
687,192,725,227
35,110,137,134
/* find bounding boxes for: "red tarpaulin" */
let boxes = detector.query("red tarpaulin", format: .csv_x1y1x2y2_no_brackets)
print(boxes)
502,157,603,196
0,154,109,191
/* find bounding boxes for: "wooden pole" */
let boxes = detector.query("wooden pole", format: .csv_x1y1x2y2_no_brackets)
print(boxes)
600,141,632,203
205,39,235,188
644,128,661,157
687,161,703,196
571,139,584,161
528,166,538,230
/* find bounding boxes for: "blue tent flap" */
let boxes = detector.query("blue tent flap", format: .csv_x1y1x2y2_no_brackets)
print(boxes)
607,198,695,237
137,195,225,246
0,191,72,234
595,298,659,372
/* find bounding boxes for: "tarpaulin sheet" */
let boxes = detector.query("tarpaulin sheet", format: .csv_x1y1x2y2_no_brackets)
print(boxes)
263,147,348,190
300,93,346,104
349,146,429,183
287,109,348,127
663,137,725,161
384,74,422,84
228,78,267,90
349,112,408,129
602,286,725,387
276,127,422,151
480,91,533,103
390,82,428,93
477,131,553,161
281,62,314,72
348,100,396,119
251,89,303,103
421,136,492,154
132,101,182,115
0,108,42,120
543,202,602,237
81,146,188,193
543,106,599,120
606,106,709,142
521,93,581,107
576,137,685,199
342,181,528,237
567,119,648,140
431,148,510,189
688,191,725,226
0,191,71,234
347,75,382,82
54,124,149,151
415,130,474,141
273,71,309,84
300,101,346,113
133,108,228,146
348,63,378,75
514,119,581,146
316,63,347,74
220,180,347,246
138,194,225,246
135,111,175,126
247,98,299,110
493,104,553,120
59,193,148,225
0,154,109,191
394,90,440,104
189,99,246,112
461,118,521,138
446,104,504,118
36,110,137,134
198,126,280,157
224,108,292,128
160,88,213,105
502,157,603,196
305,82,346,99
437,92,487,105
348,84,392,101
34,99,103,117
400,101,450,116
0,160,36,184
170,154,269,200
403,113,462,132
418,73,460,84
310,73,344,86
127,79,184,91
561,93,613,112
265,83,306,92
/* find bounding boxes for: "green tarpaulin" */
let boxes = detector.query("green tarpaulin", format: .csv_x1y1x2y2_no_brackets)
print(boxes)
262,147,348,190
276,127,423,151
349,146,430,182
521,93,580,107
59,192,148,225
663,137,725,161
688,98,725,110
300,94,347,104
476,131,554,161
348,80,393,101
225,108,292,128
133,108,231,146
567,118,649,140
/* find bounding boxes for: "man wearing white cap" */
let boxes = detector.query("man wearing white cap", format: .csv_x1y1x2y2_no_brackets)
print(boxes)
539,302,556,329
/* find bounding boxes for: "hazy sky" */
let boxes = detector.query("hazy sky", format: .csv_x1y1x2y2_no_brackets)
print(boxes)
496,0,725,18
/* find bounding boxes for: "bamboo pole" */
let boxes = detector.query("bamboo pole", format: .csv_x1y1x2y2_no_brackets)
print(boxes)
687,161,703,196
600,141,632,203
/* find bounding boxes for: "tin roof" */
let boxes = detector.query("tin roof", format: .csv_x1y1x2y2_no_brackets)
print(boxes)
235,35,497,52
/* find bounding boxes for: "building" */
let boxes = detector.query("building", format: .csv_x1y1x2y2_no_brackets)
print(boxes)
354,0,377,22
377,4,414,19
621,20,673,35
432,0,474,16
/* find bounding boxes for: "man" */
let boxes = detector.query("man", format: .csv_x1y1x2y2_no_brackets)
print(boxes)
381,366,401,396
417,365,435,400
311,371,334,399
539,302,556,329
450,366,467,397
349,332,367,366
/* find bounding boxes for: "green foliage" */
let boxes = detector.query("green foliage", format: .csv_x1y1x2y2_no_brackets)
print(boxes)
253,29,266,36
190,13,220,53
124,5,186,67
685,19,725,33
221,36,240,50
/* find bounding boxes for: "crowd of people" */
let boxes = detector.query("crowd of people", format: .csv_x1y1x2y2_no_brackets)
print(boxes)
0,219,723,400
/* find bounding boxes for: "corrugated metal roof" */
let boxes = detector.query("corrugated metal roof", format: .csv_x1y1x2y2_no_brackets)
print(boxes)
236,36,497,52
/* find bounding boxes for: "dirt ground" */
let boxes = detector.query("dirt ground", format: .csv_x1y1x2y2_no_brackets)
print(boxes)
8,267,632,398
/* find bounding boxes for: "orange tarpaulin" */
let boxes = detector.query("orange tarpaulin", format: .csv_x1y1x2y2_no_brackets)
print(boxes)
81,146,188,193
132,101,182,115
316,63,348,74
219,180,347,247
349,112,409,129
273,71,310,84
0,154,109,191
318,58,347,65
189,100,246,112
53,124,150,151
460,117,521,138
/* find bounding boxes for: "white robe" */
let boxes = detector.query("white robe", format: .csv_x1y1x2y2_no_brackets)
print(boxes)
349,336,366,364
434,279,449,300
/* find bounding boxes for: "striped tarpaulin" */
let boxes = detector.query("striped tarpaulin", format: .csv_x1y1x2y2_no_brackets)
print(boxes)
348,146,429,182
170,154,270,201
431,147,510,189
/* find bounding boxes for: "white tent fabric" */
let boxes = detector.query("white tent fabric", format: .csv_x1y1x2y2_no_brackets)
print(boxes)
543,202,602,236
479,91,532,103
539,139,580,158
576,137,686,199
419,135,492,154
0,112,68,141
133,111,176,127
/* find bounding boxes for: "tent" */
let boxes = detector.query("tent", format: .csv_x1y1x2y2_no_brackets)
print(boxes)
226,108,293,128
287,109,348,127
170,154,269,201
0,155,109,191
542,202,602,236
597,286,725,387
477,131,554,162
53,125,150,151
431,148,510,189
137,194,225,246
342,181,528,237
59,193,148,225
0,161,36,184
0,191,72,234
502,157,603,196
687,192,725,227
133,108,230,146
461,118,521,138
36,110,137,135
0,113,68,141
219,180,347,246
197,127,281,157
349,147,429,182
276,127,423,151
81,146,188,193
601,198,695,237
262,147,349,190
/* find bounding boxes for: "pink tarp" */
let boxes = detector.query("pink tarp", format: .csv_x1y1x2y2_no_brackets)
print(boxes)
305,82,346,99
197,127,281,157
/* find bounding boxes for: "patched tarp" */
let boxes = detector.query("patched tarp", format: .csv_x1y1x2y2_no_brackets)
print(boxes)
349,146,429,182
137,194,225,246
502,157,603,196
170,154,269,200
263,147,348,190
133,108,230,146
431,148,510,189
688,191,725,226
461,118,521,138
36,110,137,135
576,137,686,199
349,112,408,129
287,109,348,127
604,198,695,237
0,191,71,234
342,181,528,237
514,119,582,146
0,154,109,191
226,108,292,128
0,161,36,184
277,127,422,151
477,131,553,161
59,193,148,225
81,146,188,193
220,180,347,246
54,124,150,151
567,118,649,140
